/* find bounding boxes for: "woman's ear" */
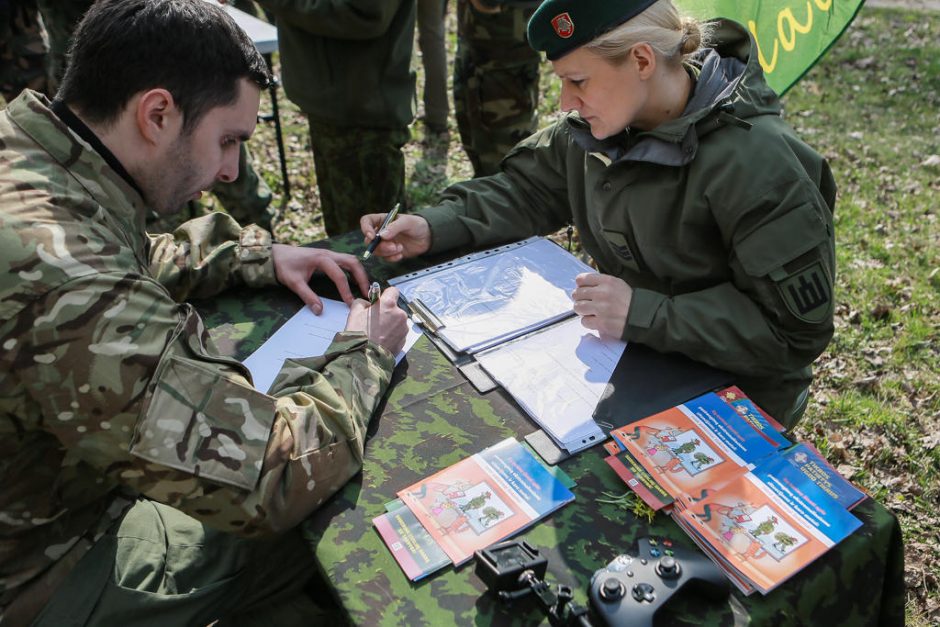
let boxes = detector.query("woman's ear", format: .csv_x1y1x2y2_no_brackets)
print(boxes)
632,43,657,80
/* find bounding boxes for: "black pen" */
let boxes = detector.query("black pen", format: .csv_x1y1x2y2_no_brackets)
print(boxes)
361,202,401,261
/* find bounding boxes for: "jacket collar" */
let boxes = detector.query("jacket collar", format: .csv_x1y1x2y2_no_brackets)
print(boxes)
8,91,151,258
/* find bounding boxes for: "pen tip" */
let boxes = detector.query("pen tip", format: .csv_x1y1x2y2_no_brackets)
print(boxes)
361,251,371,260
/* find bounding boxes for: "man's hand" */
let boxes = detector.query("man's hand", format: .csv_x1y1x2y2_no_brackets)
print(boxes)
571,272,633,339
271,244,370,314
345,287,409,355
360,213,432,262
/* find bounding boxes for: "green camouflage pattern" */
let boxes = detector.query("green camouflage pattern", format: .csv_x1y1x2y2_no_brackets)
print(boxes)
308,118,410,238
0,92,395,615
0,0,48,102
197,230,904,627
32,500,326,627
33,0,91,94
454,0,541,177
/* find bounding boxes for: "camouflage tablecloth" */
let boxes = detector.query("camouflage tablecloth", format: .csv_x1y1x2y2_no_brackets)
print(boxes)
195,232,904,627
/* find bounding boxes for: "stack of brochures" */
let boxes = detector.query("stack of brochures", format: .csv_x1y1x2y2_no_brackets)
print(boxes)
389,237,625,454
373,438,575,581
603,387,866,595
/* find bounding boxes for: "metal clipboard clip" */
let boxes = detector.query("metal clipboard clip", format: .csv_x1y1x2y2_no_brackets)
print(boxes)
407,298,445,334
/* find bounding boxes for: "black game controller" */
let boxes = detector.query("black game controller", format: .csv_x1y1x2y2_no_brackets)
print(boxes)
589,537,729,627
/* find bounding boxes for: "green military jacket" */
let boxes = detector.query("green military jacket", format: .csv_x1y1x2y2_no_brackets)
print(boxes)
0,92,395,612
417,20,836,426
258,0,416,129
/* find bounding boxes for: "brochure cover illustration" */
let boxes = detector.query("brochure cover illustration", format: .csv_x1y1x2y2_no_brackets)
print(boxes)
395,437,575,567
608,391,783,510
675,454,862,595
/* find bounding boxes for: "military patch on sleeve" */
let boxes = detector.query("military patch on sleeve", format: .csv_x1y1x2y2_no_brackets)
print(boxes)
777,261,832,323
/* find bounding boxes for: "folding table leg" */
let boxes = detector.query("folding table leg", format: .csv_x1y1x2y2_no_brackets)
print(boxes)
262,53,291,201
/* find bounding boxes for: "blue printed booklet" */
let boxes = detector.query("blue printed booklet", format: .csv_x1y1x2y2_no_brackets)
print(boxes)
780,442,867,510
675,452,863,595
375,438,575,580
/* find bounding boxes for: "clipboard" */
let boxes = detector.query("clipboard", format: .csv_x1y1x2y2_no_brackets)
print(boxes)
388,237,592,357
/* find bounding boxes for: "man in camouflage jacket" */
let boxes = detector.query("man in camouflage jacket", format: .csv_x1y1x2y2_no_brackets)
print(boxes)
0,1,407,624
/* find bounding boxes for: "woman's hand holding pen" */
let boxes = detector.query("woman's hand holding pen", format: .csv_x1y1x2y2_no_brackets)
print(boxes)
345,286,408,355
571,272,633,339
360,214,432,262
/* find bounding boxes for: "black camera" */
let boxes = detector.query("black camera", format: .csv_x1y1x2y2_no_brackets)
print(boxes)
475,541,592,627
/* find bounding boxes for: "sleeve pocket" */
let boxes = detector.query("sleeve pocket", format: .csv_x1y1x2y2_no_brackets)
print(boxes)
735,203,828,278
131,354,277,491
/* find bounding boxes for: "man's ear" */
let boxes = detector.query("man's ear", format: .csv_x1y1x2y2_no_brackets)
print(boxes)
632,43,657,80
135,88,182,147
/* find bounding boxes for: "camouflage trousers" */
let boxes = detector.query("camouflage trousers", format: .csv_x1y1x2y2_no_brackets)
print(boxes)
454,1,540,177
34,0,93,94
308,119,409,238
0,0,48,102
32,499,340,627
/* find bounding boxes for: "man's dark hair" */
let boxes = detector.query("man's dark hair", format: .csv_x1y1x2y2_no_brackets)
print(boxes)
58,0,270,132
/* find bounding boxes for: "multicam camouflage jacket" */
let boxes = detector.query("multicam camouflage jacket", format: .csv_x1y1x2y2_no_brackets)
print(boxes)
0,91,395,613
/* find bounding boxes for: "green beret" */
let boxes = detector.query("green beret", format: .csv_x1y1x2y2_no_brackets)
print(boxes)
527,0,658,60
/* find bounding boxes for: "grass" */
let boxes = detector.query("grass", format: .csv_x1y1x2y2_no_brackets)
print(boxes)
244,7,938,623
778,10,939,624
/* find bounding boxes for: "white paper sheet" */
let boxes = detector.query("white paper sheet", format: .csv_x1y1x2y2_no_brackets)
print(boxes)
475,317,626,452
392,238,592,353
243,298,423,393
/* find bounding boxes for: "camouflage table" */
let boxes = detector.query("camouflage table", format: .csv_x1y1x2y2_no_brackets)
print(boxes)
195,232,904,627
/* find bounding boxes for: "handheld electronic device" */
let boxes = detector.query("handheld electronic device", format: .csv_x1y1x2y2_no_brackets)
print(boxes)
588,537,729,627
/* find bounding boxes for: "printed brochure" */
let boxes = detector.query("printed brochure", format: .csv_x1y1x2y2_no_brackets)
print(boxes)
674,454,862,594
606,388,786,510
376,438,575,578
601,387,866,594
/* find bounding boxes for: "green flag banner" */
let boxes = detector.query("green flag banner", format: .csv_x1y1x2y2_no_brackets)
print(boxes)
676,0,866,94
